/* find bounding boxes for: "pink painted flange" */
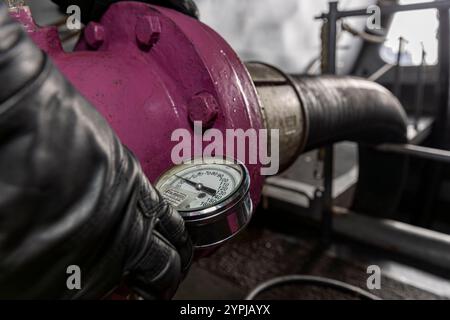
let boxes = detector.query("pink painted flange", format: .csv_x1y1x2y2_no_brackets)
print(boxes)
13,2,265,210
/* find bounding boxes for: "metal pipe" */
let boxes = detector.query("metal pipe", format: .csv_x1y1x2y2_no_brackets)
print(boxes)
414,44,426,129
435,8,450,148
245,62,307,173
321,1,339,246
416,7,450,226
247,62,408,217
324,1,338,75
368,63,394,82
247,62,409,165
14,3,267,211
377,144,450,163
393,37,407,98
316,0,450,20
263,182,450,273
334,209,450,273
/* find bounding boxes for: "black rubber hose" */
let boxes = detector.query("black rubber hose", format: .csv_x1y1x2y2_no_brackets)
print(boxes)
292,75,408,217
291,75,409,151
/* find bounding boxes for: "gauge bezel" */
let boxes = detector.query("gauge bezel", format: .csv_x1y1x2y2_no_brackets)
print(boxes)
155,157,251,221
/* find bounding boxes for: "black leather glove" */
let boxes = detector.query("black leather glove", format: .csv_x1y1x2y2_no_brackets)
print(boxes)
52,0,199,23
0,4,192,299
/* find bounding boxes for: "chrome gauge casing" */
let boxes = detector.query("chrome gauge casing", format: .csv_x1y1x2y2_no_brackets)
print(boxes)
155,157,252,248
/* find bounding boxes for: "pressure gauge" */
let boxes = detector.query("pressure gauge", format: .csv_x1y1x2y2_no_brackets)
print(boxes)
155,157,252,248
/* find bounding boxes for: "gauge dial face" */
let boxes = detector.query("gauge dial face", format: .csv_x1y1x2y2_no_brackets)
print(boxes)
155,159,244,216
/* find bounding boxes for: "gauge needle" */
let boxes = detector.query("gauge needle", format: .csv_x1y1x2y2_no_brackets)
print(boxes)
175,175,217,196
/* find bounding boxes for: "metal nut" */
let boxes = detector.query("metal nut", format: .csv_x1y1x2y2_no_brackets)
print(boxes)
188,92,219,128
136,15,161,48
85,22,105,49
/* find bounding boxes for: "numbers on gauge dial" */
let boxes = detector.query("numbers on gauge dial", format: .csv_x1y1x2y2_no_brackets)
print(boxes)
158,164,242,212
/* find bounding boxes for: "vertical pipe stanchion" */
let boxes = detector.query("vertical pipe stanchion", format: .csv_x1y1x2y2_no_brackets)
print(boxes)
436,8,450,148
414,44,426,130
314,1,450,227
416,8,450,226
393,36,406,98
320,1,338,247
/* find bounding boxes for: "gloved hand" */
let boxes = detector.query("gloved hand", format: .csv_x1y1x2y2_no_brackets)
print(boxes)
0,4,192,299
52,0,199,23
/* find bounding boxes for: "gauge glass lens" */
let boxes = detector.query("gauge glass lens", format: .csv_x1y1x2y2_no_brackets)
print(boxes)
156,159,244,214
